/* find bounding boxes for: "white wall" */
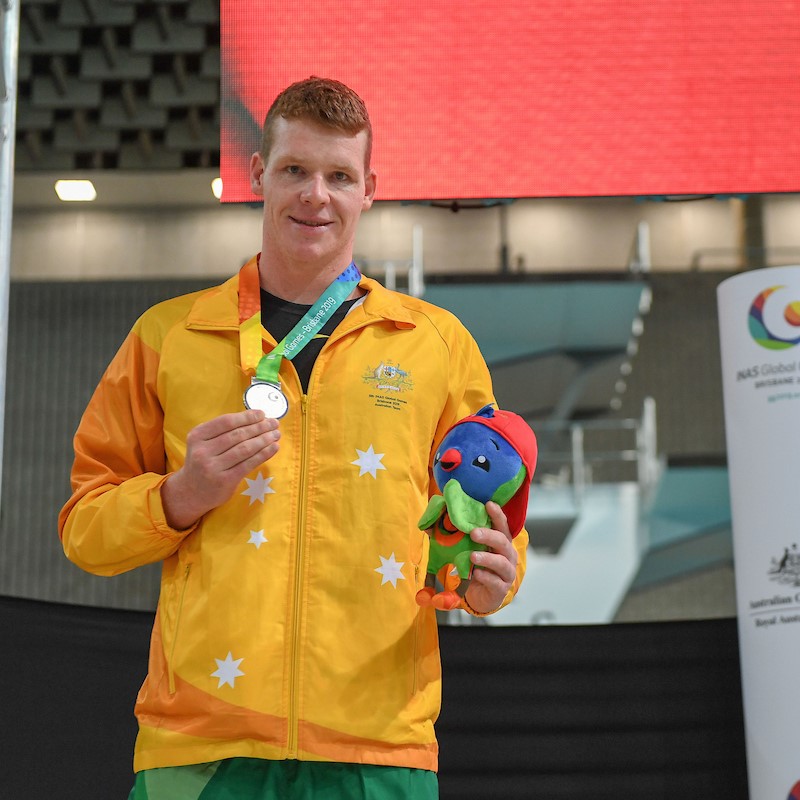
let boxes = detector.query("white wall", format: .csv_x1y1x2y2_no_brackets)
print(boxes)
10,192,800,280
11,205,262,281
506,196,740,271
763,194,800,267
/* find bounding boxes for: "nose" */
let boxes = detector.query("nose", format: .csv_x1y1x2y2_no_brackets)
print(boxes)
439,448,462,472
300,174,330,204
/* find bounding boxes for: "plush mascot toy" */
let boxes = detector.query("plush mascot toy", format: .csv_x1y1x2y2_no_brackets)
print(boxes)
416,404,537,611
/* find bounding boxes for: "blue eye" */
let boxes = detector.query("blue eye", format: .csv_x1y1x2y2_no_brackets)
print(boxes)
472,455,490,471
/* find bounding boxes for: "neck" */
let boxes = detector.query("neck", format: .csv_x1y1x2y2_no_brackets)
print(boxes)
257,254,359,304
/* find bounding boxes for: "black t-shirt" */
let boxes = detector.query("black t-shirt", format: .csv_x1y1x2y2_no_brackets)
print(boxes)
260,289,359,393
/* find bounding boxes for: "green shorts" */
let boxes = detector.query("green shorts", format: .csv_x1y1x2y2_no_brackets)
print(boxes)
128,758,439,800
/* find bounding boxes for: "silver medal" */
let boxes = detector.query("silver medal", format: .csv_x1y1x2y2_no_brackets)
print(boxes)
243,380,289,419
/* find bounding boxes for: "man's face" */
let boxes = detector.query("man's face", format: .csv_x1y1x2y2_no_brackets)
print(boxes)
249,117,377,271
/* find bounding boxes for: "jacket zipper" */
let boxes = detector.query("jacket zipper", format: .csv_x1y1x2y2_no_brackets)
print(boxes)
284,312,379,754
168,563,191,695
287,393,311,758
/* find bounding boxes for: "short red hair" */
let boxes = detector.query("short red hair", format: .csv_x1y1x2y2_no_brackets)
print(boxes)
261,77,372,168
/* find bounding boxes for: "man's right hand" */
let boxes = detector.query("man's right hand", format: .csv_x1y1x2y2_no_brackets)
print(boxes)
161,409,281,530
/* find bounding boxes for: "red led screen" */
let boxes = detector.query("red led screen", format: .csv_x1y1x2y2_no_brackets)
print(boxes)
221,1,800,202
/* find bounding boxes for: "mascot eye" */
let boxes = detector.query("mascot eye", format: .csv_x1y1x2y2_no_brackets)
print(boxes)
434,451,441,464
472,455,490,471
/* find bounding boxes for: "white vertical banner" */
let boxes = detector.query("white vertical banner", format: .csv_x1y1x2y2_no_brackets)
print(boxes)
718,266,800,800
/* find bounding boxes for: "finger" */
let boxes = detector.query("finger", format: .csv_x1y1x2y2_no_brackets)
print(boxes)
219,417,279,453
467,566,511,605
193,416,278,462
220,441,281,483
469,525,515,558
194,410,268,441
471,549,517,584
185,432,280,495
215,428,281,472
485,501,512,539
238,441,281,471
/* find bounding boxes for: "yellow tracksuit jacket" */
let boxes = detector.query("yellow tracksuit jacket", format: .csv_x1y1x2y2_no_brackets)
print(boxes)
58,258,528,773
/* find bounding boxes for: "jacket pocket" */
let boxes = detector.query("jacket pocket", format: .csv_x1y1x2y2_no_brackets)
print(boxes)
409,527,429,591
409,529,429,697
167,563,192,695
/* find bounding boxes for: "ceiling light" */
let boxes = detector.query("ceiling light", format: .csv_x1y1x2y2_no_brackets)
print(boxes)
54,180,96,202
211,177,223,199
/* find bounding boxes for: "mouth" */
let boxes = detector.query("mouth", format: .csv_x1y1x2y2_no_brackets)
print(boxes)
289,216,332,229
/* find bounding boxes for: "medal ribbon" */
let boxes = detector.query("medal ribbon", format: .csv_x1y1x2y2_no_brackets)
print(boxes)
238,259,362,384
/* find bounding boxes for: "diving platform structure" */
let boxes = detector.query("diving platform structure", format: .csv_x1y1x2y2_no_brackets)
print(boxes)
415,276,732,626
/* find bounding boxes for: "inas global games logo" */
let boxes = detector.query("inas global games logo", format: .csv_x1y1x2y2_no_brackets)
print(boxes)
749,285,800,350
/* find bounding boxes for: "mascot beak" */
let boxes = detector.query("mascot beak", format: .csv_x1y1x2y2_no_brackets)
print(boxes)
440,448,462,472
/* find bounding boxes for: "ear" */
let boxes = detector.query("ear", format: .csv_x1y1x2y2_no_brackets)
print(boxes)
249,152,265,196
362,168,377,211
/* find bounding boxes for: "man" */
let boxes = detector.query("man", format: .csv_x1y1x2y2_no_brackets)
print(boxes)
59,77,528,799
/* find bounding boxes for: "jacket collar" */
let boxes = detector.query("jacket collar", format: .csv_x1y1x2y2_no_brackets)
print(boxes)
185,255,417,332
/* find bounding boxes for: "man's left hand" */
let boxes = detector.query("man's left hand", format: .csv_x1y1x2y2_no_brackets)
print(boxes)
464,501,518,614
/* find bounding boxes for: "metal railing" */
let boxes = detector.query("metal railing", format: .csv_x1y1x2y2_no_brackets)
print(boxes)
690,246,800,271
359,224,425,297
627,220,652,273
533,397,661,507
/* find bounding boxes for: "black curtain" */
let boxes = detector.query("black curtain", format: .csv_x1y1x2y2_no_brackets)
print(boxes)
1,595,748,799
